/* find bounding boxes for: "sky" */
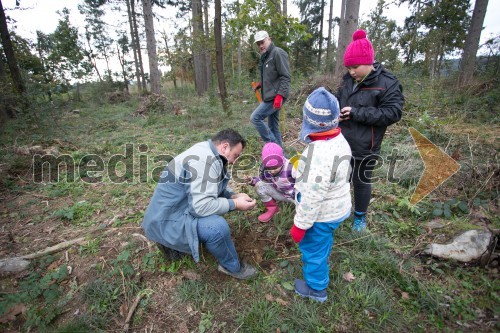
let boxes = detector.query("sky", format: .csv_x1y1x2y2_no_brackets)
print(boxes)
3,0,499,71
5,0,500,42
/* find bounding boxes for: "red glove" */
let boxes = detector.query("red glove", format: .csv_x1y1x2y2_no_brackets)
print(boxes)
254,82,262,90
290,224,306,243
273,94,283,109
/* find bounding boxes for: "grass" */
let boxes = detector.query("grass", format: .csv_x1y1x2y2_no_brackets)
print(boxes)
0,75,498,332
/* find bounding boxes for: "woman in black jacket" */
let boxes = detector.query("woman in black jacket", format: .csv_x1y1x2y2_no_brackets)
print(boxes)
336,30,404,232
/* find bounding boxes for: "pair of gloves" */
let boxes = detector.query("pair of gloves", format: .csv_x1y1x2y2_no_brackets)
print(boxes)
253,82,283,110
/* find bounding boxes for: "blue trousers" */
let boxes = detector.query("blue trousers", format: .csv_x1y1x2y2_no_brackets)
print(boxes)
197,215,241,272
250,101,283,147
298,214,349,290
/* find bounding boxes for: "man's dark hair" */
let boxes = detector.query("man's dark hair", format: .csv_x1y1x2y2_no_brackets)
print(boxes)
212,128,246,149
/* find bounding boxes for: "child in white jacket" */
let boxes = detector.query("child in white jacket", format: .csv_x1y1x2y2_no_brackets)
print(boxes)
290,87,352,302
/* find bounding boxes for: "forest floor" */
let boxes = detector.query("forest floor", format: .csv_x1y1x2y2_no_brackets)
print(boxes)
0,79,499,332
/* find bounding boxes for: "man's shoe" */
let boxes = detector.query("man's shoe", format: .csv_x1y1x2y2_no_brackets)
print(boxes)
294,279,327,303
217,262,258,280
156,243,185,261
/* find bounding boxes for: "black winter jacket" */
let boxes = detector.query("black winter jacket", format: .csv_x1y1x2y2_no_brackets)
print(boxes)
336,63,404,160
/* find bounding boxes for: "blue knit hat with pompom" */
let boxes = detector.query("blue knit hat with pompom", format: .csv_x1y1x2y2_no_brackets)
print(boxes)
300,87,340,143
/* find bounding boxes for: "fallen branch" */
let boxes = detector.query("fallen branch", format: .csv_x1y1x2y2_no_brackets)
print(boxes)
21,237,87,260
0,237,87,274
123,289,153,332
0,227,142,274
123,293,143,332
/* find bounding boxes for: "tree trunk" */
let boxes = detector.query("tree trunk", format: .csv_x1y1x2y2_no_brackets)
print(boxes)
162,32,177,89
203,0,212,89
237,37,242,79
458,0,489,86
0,59,14,119
126,0,142,91
326,0,334,72
317,0,325,70
84,27,103,81
142,0,161,94
103,51,113,82
214,0,229,113
116,43,129,92
334,0,360,79
283,0,287,17
132,0,148,94
192,0,208,95
0,0,25,95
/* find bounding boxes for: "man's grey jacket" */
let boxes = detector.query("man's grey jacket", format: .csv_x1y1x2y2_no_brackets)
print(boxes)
259,42,291,102
141,140,236,262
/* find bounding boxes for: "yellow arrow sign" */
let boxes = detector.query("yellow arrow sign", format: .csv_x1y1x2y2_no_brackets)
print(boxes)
409,127,461,205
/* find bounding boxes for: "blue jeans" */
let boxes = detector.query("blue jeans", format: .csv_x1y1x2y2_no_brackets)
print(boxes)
250,101,283,147
197,215,241,272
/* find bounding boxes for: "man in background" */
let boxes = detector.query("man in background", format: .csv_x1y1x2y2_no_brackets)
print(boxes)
251,30,291,148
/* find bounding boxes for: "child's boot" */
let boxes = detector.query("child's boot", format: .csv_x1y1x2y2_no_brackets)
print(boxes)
258,199,280,222
352,211,367,232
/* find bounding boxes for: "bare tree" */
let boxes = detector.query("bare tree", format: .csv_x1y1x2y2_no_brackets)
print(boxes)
132,0,147,93
0,0,25,95
203,0,212,89
214,0,229,113
317,0,325,69
458,0,489,86
192,0,208,95
142,0,161,94
126,0,142,90
326,0,335,72
334,0,360,79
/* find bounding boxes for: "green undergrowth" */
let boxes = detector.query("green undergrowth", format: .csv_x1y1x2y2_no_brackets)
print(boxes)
0,76,498,332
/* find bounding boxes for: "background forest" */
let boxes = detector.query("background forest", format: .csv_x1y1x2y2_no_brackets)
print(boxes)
0,0,499,332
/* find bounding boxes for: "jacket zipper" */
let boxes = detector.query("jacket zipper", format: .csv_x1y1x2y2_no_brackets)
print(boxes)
371,126,374,150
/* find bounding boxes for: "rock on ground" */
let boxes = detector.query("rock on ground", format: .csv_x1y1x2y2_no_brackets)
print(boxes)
424,229,493,262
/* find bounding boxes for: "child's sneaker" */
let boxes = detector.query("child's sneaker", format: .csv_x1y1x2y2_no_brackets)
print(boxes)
294,279,327,303
352,211,367,232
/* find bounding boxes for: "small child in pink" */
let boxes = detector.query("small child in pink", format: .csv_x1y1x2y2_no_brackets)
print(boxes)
247,143,295,222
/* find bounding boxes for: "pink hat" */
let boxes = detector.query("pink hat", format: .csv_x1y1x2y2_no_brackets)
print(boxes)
343,30,374,67
261,142,284,168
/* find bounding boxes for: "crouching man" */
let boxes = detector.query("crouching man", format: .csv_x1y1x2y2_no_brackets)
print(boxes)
142,129,258,279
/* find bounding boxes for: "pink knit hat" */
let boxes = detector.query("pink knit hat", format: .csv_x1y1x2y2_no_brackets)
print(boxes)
261,142,284,168
343,30,374,67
